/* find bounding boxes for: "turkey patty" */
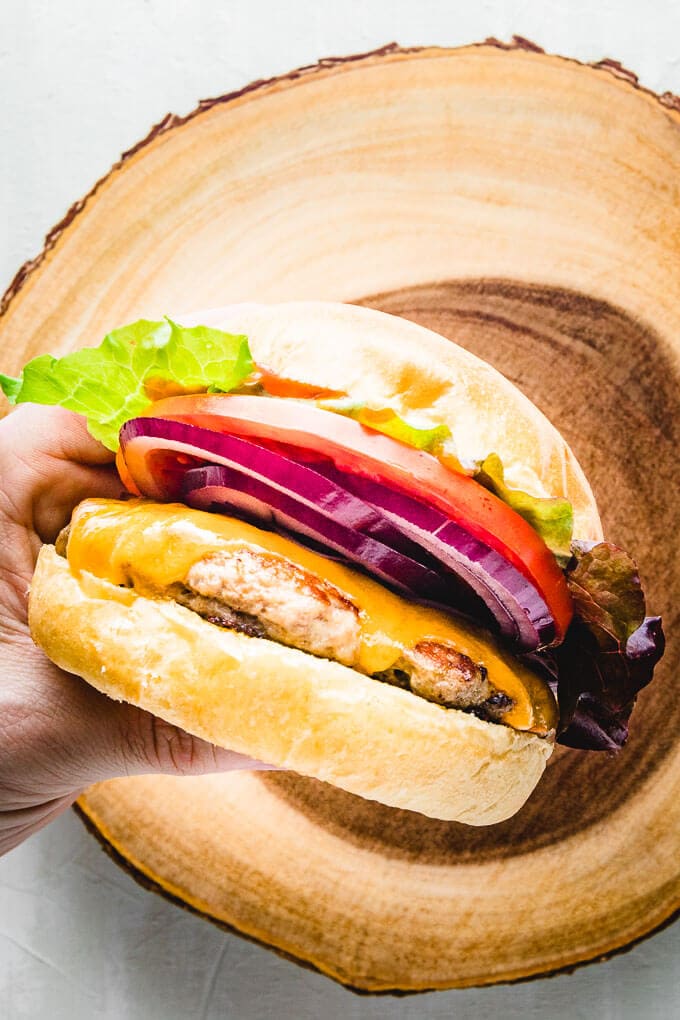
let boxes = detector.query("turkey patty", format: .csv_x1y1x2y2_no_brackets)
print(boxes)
174,548,504,718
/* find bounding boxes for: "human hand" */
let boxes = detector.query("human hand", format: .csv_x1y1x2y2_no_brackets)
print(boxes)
0,405,271,856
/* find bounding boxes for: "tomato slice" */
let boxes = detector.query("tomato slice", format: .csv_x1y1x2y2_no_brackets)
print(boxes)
140,394,573,641
115,449,142,496
255,365,345,399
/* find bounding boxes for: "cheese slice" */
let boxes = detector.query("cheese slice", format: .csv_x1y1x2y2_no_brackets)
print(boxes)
66,498,557,734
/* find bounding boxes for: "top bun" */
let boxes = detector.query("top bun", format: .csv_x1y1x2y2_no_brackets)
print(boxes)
185,302,603,543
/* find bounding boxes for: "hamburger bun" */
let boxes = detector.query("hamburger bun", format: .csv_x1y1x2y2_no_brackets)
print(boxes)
30,544,551,825
28,302,603,824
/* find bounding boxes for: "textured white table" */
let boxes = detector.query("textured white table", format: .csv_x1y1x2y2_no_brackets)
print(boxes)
2,3,680,1017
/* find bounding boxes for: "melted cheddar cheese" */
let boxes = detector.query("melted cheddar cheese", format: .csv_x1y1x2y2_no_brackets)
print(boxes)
66,498,557,735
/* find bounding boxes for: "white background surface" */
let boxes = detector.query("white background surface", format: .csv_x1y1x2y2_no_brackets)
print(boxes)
2,2,680,1017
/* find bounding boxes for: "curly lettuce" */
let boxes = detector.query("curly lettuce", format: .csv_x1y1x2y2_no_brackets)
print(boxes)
552,542,665,751
0,318,253,450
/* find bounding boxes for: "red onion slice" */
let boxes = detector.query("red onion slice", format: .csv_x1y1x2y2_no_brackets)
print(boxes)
120,420,452,601
310,460,557,647
120,417,554,648
186,470,456,600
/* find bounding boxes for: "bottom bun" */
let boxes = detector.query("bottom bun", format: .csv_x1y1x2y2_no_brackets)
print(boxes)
30,546,553,825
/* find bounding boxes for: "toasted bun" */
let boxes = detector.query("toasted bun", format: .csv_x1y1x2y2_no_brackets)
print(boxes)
30,545,551,825
186,302,603,542
29,302,601,824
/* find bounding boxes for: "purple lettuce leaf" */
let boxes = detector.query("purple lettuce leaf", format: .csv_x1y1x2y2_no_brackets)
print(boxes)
550,542,664,751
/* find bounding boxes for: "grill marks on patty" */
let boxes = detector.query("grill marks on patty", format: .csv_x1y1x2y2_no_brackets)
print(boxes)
406,641,491,709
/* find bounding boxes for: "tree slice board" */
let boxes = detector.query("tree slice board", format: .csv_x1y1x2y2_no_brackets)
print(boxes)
2,41,679,991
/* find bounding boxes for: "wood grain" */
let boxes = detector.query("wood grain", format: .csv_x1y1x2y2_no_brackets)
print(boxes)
2,42,679,991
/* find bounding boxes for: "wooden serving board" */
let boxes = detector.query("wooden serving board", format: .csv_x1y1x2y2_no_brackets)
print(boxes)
2,41,679,992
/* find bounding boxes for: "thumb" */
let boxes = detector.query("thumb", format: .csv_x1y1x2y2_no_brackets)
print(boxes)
1,405,123,546
107,701,275,778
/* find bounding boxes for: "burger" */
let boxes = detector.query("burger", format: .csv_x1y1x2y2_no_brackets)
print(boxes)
1,302,664,825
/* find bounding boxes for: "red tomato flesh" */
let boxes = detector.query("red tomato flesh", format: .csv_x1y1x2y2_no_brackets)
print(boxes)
255,365,345,399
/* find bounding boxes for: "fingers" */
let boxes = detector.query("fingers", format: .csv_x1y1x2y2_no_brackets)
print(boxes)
0,793,81,857
2,404,114,467
55,664,277,782
0,406,124,545
107,703,278,778
31,462,123,546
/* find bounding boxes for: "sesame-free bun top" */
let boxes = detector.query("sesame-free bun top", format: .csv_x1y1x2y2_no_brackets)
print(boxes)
187,302,603,543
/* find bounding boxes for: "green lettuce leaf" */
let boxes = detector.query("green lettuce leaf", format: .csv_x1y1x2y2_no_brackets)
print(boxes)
0,318,253,450
317,398,452,453
475,453,574,566
0,372,22,401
